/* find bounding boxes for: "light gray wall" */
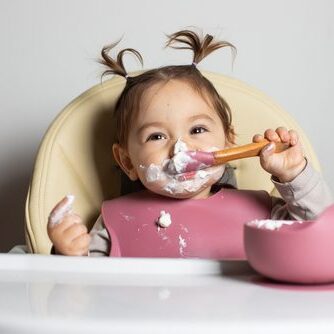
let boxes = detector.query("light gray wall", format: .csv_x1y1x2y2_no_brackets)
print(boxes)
1,0,333,252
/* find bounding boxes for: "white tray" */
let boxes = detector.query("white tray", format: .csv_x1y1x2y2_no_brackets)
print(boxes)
0,254,334,334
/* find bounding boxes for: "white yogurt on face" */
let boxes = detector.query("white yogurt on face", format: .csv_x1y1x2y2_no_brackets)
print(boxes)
141,139,225,196
169,151,193,174
197,170,208,179
163,167,223,194
167,138,195,174
146,164,164,182
174,138,188,154
247,219,304,231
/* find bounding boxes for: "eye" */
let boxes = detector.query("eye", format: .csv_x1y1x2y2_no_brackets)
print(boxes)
146,132,167,142
190,126,208,135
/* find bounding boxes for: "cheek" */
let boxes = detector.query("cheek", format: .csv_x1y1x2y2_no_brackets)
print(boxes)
128,144,169,178
198,133,226,151
216,133,227,150
215,125,227,146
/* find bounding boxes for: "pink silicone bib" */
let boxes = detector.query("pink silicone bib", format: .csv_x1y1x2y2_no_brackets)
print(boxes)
102,189,271,259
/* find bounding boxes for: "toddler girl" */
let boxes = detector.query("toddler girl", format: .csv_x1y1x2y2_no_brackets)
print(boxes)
47,30,333,257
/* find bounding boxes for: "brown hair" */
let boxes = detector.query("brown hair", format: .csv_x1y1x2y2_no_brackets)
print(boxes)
100,29,237,147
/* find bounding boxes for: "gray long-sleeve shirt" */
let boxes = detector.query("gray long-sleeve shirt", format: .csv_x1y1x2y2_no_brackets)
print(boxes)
88,161,333,256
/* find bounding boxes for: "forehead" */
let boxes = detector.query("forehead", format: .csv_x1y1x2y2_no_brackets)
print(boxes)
137,79,217,121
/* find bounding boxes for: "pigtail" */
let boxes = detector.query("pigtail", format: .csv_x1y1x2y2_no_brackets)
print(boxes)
99,40,143,80
166,29,236,65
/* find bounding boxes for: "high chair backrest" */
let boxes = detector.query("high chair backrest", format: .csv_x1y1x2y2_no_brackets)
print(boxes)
25,71,321,254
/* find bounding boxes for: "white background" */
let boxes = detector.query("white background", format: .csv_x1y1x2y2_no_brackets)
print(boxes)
0,0,333,252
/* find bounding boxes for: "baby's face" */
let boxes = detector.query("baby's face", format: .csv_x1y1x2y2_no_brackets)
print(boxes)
119,79,228,199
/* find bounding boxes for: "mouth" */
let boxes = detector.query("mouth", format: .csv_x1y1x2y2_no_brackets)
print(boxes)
173,169,211,182
174,171,197,182
166,150,216,175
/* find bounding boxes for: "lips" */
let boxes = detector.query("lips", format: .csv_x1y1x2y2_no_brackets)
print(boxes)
174,171,198,182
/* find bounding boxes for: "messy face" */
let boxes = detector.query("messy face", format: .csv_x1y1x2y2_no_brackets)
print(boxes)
114,79,229,199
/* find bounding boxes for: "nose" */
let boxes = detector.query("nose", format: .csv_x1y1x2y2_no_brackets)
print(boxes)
169,138,189,158
167,139,178,158
168,145,174,159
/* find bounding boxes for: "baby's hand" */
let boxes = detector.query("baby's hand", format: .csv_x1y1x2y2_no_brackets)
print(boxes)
47,195,91,256
253,127,306,183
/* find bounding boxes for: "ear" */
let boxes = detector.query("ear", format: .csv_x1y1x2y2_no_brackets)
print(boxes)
112,144,138,181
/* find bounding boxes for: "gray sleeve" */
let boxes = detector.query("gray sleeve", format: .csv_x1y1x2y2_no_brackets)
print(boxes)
270,160,333,221
88,215,110,257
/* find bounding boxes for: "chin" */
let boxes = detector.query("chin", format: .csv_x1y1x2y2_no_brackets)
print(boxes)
143,180,215,200
159,190,206,200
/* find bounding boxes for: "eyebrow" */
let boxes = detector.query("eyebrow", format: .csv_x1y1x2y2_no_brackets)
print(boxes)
136,114,216,136
188,114,216,124
136,121,165,136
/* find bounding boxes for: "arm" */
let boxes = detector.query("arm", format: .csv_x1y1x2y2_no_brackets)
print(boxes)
253,127,333,220
89,215,110,256
270,160,333,220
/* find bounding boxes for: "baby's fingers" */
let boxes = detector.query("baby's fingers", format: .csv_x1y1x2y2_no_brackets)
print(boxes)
70,233,91,256
47,214,83,247
48,213,80,234
48,194,75,226
276,127,299,146
62,222,88,243
275,127,291,143
255,128,287,143
252,134,264,143
49,219,89,256
264,128,280,142
288,129,299,146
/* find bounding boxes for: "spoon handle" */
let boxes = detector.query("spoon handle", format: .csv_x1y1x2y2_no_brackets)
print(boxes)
213,140,290,165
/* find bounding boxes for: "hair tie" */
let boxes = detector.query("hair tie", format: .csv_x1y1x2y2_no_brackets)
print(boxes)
191,61,197,67
124,73,129,79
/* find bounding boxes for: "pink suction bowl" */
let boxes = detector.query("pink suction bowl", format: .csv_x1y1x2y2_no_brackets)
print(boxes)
244,204,334,284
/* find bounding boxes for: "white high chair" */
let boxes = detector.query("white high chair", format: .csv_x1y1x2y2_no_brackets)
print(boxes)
25,71,321,254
